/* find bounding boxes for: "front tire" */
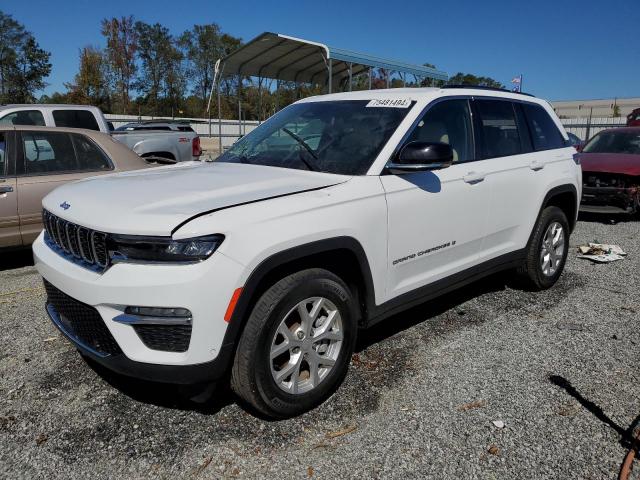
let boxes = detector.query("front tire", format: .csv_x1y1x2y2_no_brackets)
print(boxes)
231,269,357,419
517,206,570,290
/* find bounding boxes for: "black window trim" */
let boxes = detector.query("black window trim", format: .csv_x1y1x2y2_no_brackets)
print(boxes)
386,95,478,171
17,131,114,178
0,130,15,177
470,95,568,160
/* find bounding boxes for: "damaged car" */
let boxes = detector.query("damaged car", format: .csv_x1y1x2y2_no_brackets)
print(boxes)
579,127,640,214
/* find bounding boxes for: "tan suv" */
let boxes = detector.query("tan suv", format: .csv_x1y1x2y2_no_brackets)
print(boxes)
0,126,151,249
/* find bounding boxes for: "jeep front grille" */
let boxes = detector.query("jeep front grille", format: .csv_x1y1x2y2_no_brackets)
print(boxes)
43,209,109,271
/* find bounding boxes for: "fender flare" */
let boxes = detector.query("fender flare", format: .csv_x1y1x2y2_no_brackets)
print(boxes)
215,237,376,371
540,184,579,231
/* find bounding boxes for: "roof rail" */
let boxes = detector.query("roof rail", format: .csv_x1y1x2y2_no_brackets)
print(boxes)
442,84,535,98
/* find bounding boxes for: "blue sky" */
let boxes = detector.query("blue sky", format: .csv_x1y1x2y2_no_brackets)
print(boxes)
5,0,639,101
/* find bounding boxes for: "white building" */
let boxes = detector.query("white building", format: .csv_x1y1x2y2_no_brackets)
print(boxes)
551,97,639,118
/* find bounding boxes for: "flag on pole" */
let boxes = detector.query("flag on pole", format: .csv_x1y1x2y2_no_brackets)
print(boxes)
511,74,522,92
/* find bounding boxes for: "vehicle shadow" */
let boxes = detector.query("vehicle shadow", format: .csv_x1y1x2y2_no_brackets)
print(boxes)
356,272,509,352
0,248,34,272
578,211,638,225
82,355,235,415
84,272,512,417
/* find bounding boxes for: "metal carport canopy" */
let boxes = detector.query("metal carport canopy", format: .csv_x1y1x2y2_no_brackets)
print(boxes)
219,32,448,90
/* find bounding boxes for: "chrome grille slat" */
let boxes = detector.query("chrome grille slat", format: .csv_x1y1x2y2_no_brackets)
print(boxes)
66,222,81,258
91,231,108,267
43,209,108,272
78,227,95,263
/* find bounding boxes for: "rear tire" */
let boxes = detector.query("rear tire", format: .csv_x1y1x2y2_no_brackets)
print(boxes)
231,268,357,419
517,206,569,290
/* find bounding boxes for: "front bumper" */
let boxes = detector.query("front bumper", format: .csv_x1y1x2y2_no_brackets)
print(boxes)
580,186,639,214
34,232,246,383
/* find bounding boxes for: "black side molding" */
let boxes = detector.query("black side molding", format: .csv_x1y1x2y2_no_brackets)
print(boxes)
365,249,525,327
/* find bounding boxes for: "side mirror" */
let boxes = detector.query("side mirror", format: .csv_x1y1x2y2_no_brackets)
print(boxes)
387,141,453,174
575,142,584,152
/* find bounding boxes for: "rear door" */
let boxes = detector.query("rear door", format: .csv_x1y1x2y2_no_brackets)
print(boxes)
472,98,566,261
0,131,20,247
16,131,114,243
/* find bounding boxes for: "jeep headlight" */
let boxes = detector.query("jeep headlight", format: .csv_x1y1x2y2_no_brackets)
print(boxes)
109,234,224,263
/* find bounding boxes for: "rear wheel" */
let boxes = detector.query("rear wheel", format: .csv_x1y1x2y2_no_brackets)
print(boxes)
517,206,569,290
231,269,357,419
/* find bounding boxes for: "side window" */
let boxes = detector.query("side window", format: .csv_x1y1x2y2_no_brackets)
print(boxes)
70,134,112,171
52,110,100,131
474,100,522,159
405,99,474,162
22,132,77,175
0,133,6,175
0,110,46,126
521,103,565,151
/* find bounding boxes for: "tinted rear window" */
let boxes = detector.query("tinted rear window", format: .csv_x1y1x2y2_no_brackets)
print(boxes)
474,100,522,158
52,110,100,131
522,103,565,151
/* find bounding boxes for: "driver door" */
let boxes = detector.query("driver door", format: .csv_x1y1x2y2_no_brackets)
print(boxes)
380,98,492,300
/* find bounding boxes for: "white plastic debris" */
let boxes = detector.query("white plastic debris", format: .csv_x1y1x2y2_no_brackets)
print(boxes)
577,243,627,263
492,420,505,429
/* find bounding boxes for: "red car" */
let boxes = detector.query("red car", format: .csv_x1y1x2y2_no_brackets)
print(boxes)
628,108,640,127
579,127,640,214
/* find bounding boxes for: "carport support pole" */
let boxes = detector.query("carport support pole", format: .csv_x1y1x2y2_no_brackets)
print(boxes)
348,63,353,91
217,80,222,153
275,79,279,112
368,68,372,90
258,76,262,123
237,74,242,137
328,59,333,94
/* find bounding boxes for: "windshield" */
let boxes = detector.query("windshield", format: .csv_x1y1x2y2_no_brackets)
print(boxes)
583,130,640,155
217,100,412,175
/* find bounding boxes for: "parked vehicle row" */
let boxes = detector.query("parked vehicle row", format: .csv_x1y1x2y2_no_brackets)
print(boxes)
0,126,153,248
0,105,202,162
577,127,640,214
33,86,581,418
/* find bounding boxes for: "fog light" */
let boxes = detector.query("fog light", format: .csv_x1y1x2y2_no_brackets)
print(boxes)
114,306,193,326
126,306,191,318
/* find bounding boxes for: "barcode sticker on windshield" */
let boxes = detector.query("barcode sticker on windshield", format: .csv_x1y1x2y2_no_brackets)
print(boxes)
366,99,411,108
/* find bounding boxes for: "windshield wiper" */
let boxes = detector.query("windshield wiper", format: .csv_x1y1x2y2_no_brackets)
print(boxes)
281,127,319,171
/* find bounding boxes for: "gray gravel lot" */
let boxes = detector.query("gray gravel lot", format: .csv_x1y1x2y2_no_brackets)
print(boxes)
1,215,639,479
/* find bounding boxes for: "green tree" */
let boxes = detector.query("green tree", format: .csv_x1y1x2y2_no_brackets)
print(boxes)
179,24,225,115
101,16,138,113
447,72,504,89
135,22,173,114
64,46,110,110
0,11,51,103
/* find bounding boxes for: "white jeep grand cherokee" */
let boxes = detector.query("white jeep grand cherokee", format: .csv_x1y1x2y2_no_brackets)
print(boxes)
34,87,581,418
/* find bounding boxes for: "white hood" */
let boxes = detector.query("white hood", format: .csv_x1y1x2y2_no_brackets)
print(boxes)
42,162,349,236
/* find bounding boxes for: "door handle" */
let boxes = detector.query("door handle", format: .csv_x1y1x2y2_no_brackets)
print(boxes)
529,160,545,171
0,185,13,194
463,171,485,184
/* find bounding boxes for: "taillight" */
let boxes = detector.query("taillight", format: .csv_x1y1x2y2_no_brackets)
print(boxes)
192,136,202,157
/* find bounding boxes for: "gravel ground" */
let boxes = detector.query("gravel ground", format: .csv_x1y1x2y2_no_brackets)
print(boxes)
1,215,639,479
